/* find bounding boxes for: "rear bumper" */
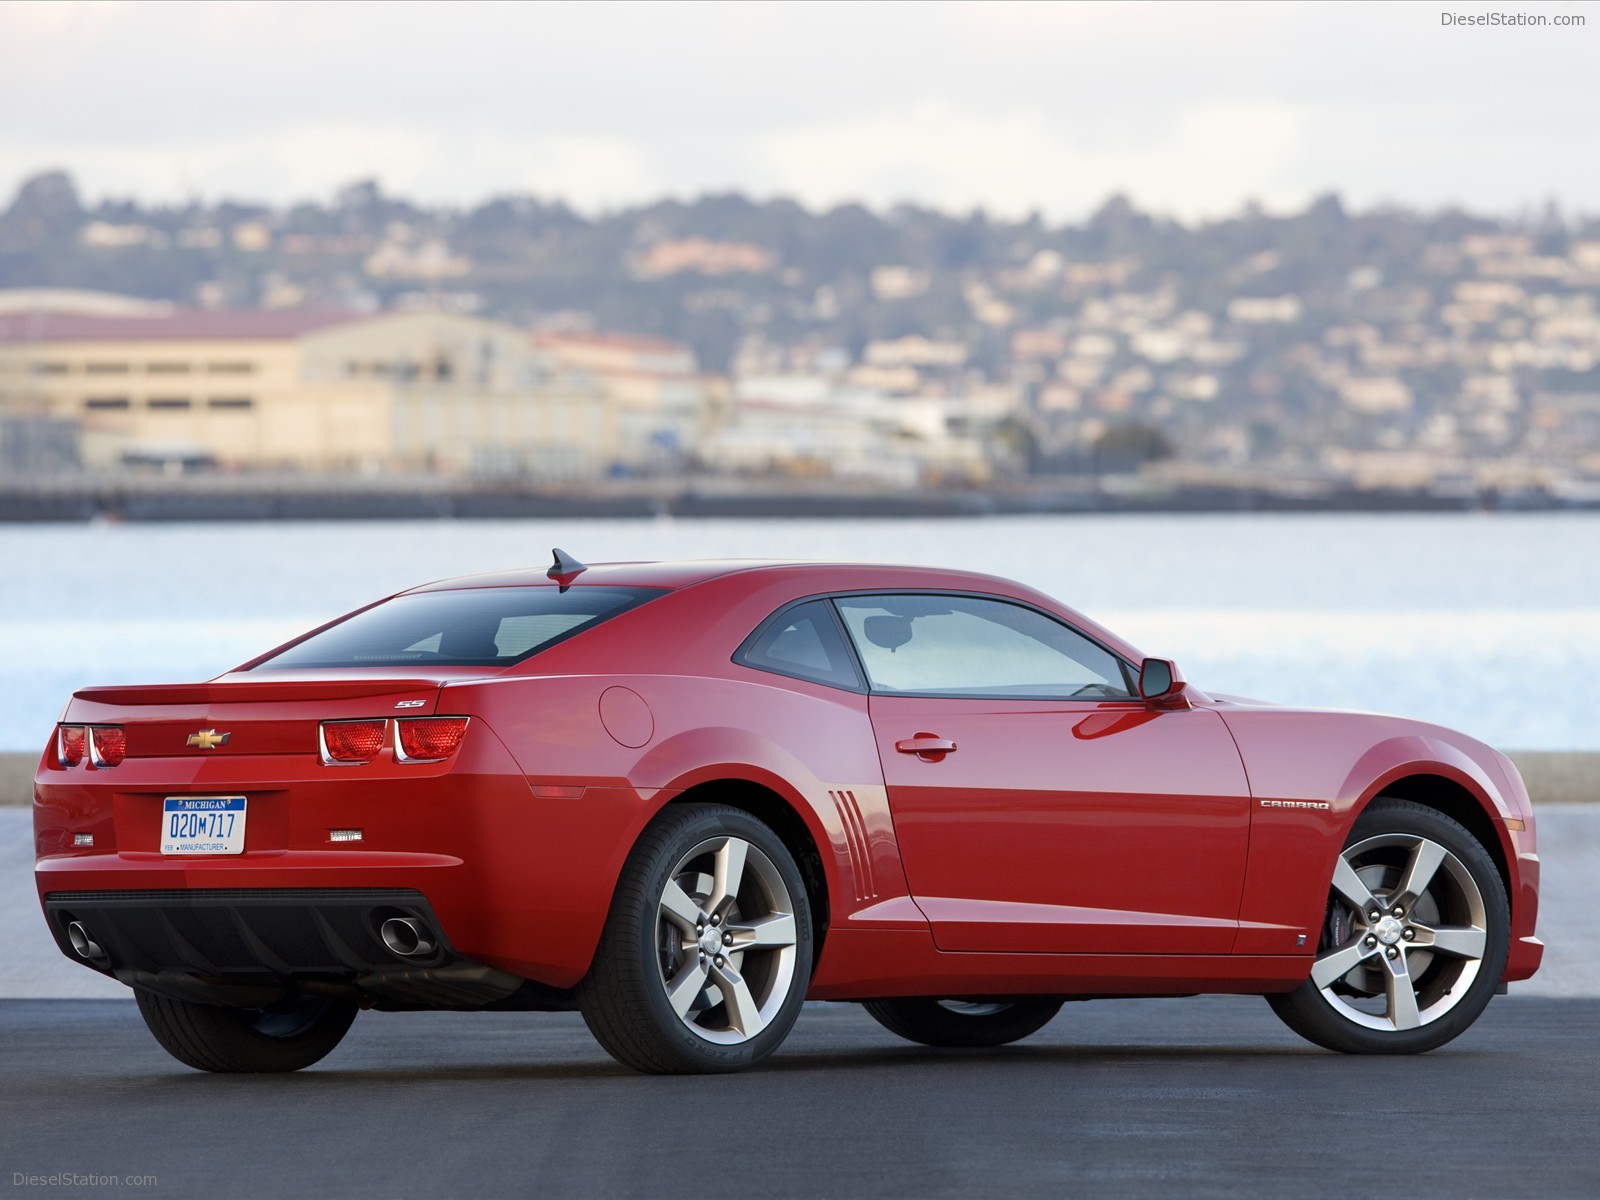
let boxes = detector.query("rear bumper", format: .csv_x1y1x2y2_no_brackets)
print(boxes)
41,886,536,1009
33,727,661,990
1506,935,1544,983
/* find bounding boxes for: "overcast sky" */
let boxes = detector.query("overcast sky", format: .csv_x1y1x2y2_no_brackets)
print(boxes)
1,0,1596,223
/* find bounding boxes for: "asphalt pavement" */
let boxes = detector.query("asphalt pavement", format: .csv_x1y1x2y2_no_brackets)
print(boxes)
2,995,1596,1200
7,805,1599,1199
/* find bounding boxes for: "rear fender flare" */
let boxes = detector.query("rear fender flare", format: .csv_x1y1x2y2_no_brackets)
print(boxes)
627,729,848,909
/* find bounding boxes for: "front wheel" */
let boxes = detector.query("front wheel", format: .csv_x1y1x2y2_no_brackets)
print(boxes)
862,998,1064,1047
579,803,813,1074
1267,798,1509,1054
135,990,358,1073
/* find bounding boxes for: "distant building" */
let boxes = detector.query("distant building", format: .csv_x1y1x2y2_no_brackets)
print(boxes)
1339,376,1414,415
0,306,615,478
364,236,472,280
1226,296,1303,325
863,336,970,369
870,266,930,301
532,331,709,472
700,374,992,485
632,239,776,279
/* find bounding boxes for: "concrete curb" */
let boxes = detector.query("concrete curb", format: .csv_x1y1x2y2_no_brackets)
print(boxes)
2,753,35,807
1506,752,1597,808
4,749,1593,805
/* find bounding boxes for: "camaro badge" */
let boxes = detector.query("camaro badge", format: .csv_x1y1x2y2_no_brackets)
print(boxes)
187,729,231,750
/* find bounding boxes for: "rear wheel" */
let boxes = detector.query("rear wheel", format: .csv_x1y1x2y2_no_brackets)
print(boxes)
1267,798,1508,1054
862,997,1063,1047
135,990,358,1073
578,803,813,1074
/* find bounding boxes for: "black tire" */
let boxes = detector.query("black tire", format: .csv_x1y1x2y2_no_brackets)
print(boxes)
578,803,814,1074
135,990,358,1073
862,998,1063,1048
1267,798,1509,1055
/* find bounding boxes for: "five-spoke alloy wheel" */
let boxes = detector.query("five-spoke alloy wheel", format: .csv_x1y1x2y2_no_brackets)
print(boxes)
1268,798,1509,1054
580,803,813,1073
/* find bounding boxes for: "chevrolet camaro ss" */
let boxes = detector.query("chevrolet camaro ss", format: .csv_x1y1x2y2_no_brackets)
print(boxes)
33,552,1542,1073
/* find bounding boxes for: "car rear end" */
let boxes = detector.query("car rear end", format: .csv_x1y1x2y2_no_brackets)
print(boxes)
33,576,669,1014
33,671,554,1011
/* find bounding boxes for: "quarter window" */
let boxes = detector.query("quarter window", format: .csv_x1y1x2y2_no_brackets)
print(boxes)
736,600,864,691
833,594,1133,699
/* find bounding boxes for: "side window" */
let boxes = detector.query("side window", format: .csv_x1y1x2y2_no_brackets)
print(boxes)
736,600,864,691
833,594,1133,699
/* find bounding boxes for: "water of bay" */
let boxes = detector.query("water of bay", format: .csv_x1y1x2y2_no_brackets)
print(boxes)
1,511,1594,751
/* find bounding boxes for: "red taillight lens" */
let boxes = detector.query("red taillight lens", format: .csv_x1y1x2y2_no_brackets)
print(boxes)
397,717,469,761
321,719,387,763
89,726,126,767
58,725,86,767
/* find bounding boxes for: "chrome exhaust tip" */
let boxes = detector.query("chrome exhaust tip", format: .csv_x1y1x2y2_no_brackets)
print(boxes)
66,920,106,961
379,916,436,959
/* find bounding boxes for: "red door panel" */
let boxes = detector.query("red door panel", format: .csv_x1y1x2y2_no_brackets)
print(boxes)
869,696,1252,954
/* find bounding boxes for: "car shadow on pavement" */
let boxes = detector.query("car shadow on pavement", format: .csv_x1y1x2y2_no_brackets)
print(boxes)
119,1038,1505,1089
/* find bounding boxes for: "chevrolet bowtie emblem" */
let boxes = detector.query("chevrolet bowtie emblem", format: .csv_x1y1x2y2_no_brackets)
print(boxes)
187,729,230,750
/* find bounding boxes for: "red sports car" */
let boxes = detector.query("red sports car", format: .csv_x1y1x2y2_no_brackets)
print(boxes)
34,553,1542,1073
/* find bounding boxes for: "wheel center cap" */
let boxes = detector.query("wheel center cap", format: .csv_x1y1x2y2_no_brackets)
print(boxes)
1374,915,1404,946
698,928,723,956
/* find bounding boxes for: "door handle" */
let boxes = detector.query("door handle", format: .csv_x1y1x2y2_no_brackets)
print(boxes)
896,734,957,757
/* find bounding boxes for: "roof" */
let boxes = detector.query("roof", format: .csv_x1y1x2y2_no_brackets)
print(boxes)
406,558,1149,667
532,330,691,355
0,309,367,345
407,558,1077,601
408,560,798,593
0,288,173,317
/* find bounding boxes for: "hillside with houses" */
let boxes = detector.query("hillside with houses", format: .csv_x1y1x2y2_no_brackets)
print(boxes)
3,170,1600,505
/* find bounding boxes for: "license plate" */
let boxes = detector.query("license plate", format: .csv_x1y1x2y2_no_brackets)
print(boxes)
161,797,247,855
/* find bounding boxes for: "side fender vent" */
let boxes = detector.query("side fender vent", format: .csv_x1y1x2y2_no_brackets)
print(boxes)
829,789,877,902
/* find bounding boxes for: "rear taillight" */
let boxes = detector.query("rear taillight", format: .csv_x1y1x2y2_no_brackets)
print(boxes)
57,724,126,769
58,725,86,767
89,726,126,767
317,716,470,765
397,717,469,762
321,719,387,764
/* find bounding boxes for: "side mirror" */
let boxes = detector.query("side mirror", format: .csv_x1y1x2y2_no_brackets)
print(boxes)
1139,658,1174,699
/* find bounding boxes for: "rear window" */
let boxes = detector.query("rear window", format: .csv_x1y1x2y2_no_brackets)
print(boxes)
253,586,659,669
